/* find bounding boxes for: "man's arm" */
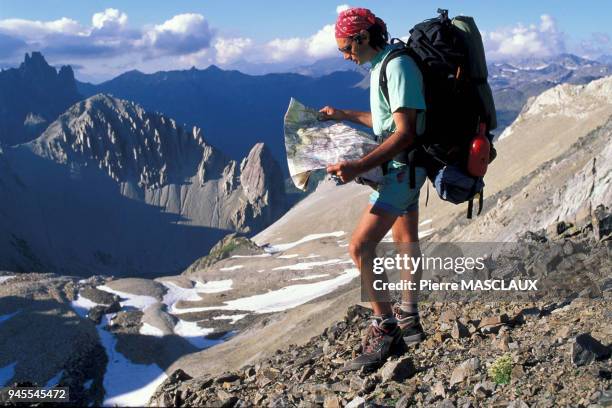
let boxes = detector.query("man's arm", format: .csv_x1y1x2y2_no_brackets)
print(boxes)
356,107,416,171
326,108,417,182
319,106,373,128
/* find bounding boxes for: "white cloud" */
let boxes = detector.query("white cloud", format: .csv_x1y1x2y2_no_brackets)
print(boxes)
336,5,350,14
140,13,214,56
0,17,85,40
307,24,337,59
482,14,566,60
263,23,337,63
92,8,127,32
214,37,253,64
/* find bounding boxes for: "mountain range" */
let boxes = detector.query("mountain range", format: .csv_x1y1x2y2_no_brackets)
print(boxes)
76,66,370,173
0,75,609,406
0,94,286,277
0,52,81,146
2,51,610,170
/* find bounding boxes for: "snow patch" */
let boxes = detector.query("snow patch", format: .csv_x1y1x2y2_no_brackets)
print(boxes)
70,295,103,318
160,281,205,308
230,253,271,258
196,279,233,293
264,231,345,253
0,275,15,284
97,285,157,311
173,320,217,348
98,315,168,407
139,323,165,337
0,362,16,386
290,274,330,281
272,258,345,271
172,268,359,314
0,311,20,326
219,265,244,271
44,370,64,388
212,314,247,324
277,254,299,259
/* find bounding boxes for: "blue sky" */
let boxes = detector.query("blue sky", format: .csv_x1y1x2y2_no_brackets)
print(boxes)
1,1,611,82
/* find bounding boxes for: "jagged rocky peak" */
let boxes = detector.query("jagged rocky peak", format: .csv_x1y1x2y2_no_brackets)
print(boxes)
19,51,75,86
240,143,285,205
31,94,223,189
234,143,287,230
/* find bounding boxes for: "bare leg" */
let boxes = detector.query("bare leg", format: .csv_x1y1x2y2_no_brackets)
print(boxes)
392,209,421,306
349,204,398,317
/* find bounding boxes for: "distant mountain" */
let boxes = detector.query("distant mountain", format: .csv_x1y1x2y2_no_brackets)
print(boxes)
597,55,612,65
290,57,369,77
0,52,81,146
0,94,286,277
488,53,612,133
77,66,370,173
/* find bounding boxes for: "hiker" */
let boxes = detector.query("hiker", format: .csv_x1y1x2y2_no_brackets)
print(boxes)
319,7,426,370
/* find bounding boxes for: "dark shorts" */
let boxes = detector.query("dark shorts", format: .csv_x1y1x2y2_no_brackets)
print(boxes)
368,161,426,215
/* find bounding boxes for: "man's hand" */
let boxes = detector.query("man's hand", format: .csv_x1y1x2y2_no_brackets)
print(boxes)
318,106,345,121
326,161,362,183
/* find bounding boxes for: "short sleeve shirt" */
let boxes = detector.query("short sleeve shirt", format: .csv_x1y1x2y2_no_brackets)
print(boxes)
369,43,426,138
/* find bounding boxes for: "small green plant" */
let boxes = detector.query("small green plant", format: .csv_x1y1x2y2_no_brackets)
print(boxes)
488,353,513,384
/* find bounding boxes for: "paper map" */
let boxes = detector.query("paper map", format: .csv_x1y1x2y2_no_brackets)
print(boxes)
283,98,383,190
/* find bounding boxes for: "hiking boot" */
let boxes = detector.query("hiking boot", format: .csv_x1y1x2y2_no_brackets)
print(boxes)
393,303,426,346
344,319,407,372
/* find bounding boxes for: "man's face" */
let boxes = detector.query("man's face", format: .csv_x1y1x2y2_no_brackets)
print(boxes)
337,37,362,65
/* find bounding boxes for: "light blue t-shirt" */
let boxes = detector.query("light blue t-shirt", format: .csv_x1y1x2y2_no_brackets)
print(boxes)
369,43,426,139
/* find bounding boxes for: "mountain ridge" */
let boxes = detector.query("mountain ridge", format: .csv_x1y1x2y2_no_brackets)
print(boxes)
0,94,287,277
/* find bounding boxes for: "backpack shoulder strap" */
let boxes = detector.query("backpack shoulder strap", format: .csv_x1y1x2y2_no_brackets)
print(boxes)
378,45,411,106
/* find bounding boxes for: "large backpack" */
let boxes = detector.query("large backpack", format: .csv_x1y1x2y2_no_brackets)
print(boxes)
379,9,497,218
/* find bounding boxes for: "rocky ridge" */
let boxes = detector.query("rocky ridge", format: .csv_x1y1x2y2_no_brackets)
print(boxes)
0,94,286,277
149,217,611,408
499,76,612,141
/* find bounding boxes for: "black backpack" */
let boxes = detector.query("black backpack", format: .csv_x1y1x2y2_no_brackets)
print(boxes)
379,9,497,218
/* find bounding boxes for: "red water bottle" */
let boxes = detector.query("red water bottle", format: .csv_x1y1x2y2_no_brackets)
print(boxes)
467,123,490,177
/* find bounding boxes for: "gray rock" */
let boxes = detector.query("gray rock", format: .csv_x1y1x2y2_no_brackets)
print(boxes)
507,399,530,408
592,205,612,240
345,396,365,408
437,399,456,408
451,320,470,339
110,310,143,330
395,394,411,408
379,356,416,382
148,369,193,407
87,302,120,324
450,358,480,386
571,333,611,366
79,287,118,305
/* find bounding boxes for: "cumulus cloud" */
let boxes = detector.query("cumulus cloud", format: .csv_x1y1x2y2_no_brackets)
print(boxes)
213,37,253,64
262,23,337,63
140,13,214,56
92,8,127,33
0,17,85,40
482,14,566,60
0,9,215,67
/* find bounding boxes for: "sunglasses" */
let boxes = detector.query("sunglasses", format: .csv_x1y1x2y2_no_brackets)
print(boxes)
338,42,354,54
337,35,361,54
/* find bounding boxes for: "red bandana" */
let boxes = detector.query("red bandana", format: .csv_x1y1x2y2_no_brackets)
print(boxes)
335,7,386,39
